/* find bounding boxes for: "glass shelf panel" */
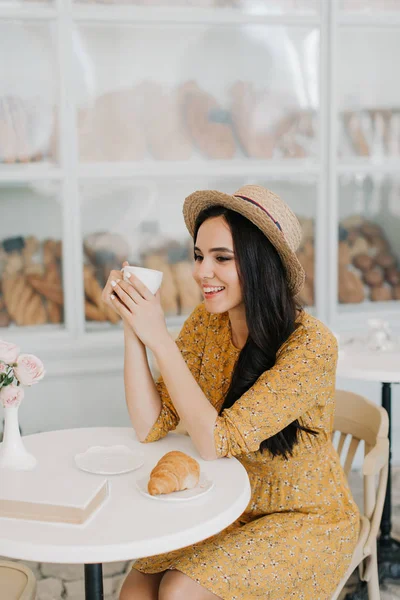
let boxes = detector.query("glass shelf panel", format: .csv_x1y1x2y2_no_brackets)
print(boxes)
0,21,58,166
340,0,400,12
74,24,319,163
73,1,319,15
0,1,53,3
79,175,316,331
338,174,400,308
0,181,64,329
337,29,400,160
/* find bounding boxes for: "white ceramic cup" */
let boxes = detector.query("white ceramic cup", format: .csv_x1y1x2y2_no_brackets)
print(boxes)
121,266,163,295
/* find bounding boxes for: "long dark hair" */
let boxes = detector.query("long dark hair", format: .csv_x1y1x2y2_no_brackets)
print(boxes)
194,205,318,459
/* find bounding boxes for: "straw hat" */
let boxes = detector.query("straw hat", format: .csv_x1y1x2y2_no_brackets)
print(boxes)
183,184,305,296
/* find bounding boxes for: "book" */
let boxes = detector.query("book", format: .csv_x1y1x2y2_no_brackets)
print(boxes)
0,469,108,524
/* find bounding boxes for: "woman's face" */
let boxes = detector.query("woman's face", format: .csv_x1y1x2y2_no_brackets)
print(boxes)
193,216,244,314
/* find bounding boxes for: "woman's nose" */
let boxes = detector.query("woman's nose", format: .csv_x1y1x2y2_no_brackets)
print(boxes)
196,258,214,279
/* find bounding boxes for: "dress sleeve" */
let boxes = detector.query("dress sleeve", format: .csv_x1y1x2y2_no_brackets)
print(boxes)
213,320,338,458
143,303,209,443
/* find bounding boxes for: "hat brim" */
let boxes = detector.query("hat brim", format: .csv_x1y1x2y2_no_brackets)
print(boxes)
183,190,305,297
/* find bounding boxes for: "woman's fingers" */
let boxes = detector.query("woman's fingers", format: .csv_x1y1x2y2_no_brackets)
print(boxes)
102,270,123,305
124,273,154,300
111,279,141,307
110,293,132,320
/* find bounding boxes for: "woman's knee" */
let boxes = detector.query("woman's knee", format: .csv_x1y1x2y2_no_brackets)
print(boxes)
159,570,220,600
119,567,164,600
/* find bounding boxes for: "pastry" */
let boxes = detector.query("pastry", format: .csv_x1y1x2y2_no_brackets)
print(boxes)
297,281,314,307
141,81,192,161
83,265,120,324
143,254,179,316
360,221,383,240
230,81,275,158
375,252,396,270
85,300,107,322
338,241,351,267
78,88,146,162
363,268,384,288
353,253,374,272
26,275,63,305
368,236,389,255
385,267,400,286
2,275,47,326
348,237,369,260
148,451,200,496
338,268,365,304
183,81,236,159
370,285,393,302
343,111,370,156
171,261,202,314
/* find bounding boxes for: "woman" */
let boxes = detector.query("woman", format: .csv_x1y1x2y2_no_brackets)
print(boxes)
102,185,359,600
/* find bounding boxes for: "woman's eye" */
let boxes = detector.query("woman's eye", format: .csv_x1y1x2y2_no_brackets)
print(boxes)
216,256,231,262
194,254,203,261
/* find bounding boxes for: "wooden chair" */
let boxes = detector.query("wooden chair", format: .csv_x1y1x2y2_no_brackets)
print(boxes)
331,390,389,600
0,561,37,600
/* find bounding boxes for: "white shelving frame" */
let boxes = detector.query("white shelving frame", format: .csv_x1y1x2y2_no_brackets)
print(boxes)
1,0,400,373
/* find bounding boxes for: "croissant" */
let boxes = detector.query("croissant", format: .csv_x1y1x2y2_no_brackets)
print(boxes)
148,451,200,496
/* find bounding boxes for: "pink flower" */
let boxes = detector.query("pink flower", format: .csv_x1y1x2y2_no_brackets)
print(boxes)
0,384,24,408
14,354,45,386
0,340,20,365
0,363,8,374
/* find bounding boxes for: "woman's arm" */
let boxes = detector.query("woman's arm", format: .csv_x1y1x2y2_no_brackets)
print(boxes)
123,325,163,442
152,337,218,461
105,270,214,450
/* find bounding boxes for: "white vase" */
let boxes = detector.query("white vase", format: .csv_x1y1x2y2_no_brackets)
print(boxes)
0,404,37,470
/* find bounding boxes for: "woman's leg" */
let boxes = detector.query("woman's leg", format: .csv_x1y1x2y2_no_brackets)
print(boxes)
119,568,165,600
158,570,222,600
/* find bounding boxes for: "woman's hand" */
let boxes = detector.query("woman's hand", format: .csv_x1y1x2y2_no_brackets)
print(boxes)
108,272,170,351
102,267,124,313
102,262,139,341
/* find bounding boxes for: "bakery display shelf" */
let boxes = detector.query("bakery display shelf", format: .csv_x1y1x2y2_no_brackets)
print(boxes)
0,164,63,183
70,4,320,26
338,300,400,314
0,3,56,20
78,159,320,180
337,158,400,175
338,12,400,27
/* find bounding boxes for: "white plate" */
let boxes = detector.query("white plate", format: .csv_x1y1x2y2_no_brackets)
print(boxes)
75,445,145,475
135,472,214,502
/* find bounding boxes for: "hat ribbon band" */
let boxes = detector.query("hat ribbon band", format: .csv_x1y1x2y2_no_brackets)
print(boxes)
233,195,283,234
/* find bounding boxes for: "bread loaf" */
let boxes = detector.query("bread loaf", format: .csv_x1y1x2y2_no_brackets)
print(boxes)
171,261,202,314
84,265,120,324
230,81,275,158
183,81,236,159
143,254,179,316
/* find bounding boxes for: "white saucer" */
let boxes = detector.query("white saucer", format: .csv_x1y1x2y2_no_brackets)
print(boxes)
75,445,145,475
135,472,214,502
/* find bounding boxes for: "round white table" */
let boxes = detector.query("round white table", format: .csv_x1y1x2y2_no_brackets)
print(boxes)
0,427,251,600
337,342,400,594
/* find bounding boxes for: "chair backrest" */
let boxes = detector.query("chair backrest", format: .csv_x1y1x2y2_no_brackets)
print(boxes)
333,390,389,551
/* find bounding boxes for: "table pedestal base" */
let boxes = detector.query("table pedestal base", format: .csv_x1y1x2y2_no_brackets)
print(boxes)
378,536,400,580
84,564,103,600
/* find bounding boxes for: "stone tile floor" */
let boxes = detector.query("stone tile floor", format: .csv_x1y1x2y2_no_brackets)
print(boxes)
3,468,400,599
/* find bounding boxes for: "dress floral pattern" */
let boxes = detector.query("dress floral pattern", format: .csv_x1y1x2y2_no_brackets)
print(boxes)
134,303,360,600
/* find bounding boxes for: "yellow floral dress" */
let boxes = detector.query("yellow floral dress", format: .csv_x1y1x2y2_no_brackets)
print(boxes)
134,303,360,600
